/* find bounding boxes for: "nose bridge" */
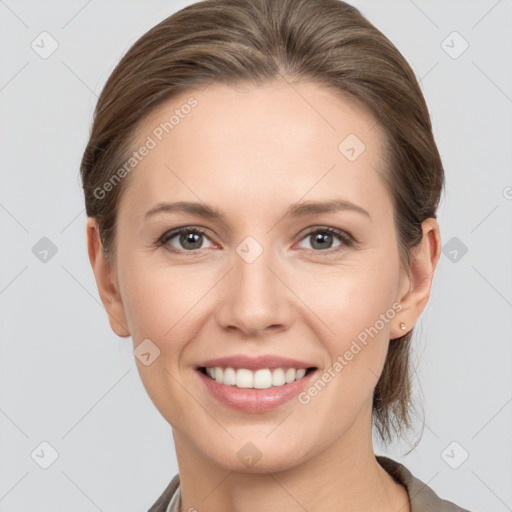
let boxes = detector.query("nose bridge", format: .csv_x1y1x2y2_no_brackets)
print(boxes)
216,233,291,335
237,237,275,297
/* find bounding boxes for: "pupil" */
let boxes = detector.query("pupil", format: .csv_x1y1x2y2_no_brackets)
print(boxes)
312,232,332,250
181,232,202,250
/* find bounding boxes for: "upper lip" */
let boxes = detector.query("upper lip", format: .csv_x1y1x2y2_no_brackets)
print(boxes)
197,355,317,370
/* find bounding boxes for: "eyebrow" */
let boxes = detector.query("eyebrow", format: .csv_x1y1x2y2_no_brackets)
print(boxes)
144,198,371,221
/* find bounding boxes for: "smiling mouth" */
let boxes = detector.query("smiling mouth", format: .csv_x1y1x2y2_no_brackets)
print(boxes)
198,366,317,389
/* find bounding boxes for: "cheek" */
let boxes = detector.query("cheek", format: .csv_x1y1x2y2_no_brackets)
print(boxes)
295,257,398,341
292,266,399,432
299,254,400,392
118,250,211,340
117,257,206,422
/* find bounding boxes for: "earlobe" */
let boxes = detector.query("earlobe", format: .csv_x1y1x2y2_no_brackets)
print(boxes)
86,217,131,338
392,218,441,339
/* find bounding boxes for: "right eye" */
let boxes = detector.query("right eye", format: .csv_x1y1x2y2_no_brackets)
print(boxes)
159,227,216,253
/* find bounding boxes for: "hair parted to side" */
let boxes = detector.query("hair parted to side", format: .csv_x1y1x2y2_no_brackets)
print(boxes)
80,0,445,447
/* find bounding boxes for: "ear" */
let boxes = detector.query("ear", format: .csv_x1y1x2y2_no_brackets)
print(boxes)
86,217,130,338
390,217,442,339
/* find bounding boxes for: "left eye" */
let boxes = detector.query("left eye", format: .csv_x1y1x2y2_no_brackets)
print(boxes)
296,228,351,252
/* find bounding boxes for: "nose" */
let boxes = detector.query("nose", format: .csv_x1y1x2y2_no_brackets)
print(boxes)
215,242,294,337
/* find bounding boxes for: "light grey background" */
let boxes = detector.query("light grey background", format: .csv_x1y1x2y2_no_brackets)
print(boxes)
1,1,511,511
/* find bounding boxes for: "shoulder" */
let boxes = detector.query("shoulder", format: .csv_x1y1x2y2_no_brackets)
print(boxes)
147,473,180,512
376,455,472,512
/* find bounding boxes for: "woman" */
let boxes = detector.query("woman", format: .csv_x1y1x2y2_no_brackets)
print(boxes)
81,0,471,510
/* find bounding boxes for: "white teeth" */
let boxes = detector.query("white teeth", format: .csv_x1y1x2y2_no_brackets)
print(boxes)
285,368,296,383
295,368,306,379
223,367,237,386
271,368,286,386
236,368,253,388
253,369,272,389
204,366,311,388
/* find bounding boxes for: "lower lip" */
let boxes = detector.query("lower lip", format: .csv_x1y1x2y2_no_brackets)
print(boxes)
197,368,317,413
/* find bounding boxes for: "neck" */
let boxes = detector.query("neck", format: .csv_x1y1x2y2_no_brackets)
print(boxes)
172,414,410,512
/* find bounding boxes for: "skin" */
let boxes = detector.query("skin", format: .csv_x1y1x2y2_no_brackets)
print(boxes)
87,80,441,512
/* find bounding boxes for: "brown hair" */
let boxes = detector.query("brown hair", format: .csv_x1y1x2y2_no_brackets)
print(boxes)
80,0,444,447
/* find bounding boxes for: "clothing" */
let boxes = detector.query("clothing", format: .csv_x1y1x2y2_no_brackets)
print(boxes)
147,455,471,512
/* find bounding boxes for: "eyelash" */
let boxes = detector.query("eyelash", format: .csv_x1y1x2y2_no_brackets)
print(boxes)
156,226,356,256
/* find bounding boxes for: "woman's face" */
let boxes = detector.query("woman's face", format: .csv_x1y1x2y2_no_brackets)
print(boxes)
100,81,414,472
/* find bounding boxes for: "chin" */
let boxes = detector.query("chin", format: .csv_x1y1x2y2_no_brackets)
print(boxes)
201,439,310,474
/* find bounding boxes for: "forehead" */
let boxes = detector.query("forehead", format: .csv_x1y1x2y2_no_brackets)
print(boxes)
119,80,390,220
